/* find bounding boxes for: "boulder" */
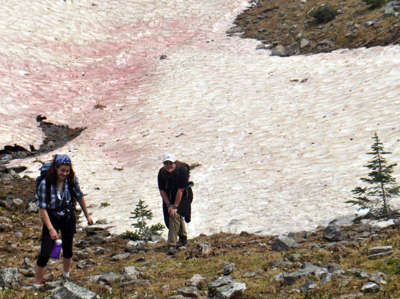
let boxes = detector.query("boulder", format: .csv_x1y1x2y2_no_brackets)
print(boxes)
271,236,299,251
46,281,98,299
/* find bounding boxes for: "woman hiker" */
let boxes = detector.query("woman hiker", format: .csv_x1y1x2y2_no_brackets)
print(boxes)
158,153,193,255
34,154,93,289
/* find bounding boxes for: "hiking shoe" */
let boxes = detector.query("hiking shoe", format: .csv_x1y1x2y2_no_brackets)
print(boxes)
167,246,177,255
176,236,188,248
62,274,71,282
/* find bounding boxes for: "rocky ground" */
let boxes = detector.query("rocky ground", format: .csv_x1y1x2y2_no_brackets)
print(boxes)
2,168,400,298
229,0,400,56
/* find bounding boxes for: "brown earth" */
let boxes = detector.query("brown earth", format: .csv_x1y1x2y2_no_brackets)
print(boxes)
230,0,400,56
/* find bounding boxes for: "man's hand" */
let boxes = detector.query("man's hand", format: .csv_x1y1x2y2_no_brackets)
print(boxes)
168,206,177,217
49,228,58,240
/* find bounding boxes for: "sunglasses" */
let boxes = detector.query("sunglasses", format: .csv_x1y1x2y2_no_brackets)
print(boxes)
163,161,174,166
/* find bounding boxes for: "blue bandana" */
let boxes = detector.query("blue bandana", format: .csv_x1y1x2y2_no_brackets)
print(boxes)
54,154,71,166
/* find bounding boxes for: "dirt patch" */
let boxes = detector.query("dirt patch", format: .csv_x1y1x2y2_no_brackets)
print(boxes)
230,0,400,56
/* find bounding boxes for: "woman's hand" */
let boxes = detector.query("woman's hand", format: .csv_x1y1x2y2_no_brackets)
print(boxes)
87,216,94,225
49,228,58,240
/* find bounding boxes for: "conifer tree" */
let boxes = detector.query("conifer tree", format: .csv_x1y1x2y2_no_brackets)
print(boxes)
347,133,400,218
122,199,164,241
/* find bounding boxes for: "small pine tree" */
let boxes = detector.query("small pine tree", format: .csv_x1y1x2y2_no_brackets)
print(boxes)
347,133,400,218
121,199,164,241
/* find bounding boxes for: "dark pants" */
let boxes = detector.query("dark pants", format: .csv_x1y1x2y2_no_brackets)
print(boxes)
36,211,76,267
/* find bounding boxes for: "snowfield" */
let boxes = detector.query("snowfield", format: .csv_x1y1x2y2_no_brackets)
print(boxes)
2,0,400,236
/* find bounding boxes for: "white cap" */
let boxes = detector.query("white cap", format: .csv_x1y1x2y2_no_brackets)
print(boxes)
162,153,176,163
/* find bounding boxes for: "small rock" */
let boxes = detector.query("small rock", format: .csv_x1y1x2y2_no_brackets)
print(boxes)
270,45,288,57
300,280,317,292
111,253,130,261
122,266,140,281
98,272,121,285
177,286,200,297
187,274,207,289
300,38,310,48
222,262,235,275
272,236,299,251
28,202,38,213
12,198,24,207
361,282,380,293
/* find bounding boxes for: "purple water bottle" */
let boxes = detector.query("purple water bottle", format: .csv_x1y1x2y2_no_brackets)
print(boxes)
51,239,62,259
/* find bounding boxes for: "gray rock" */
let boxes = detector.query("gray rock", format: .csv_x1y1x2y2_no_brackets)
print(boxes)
122,266,140,281
226,26,243,36
300,280,317,292
0,154,13,164
222,262,235,276
177,286,200,297
302,262,328,277
209,282,246,299
198,242,211,257
12,198,24,207
46,281,98,299
383,6,397,16
369,272,387,285
111,253,130,261
0,268,20,288
208,277,233,290
369,246,393,254
28,202,38,213
300,38,310,49
270,45,288,57
327,264,344,275
320,272,332,285
329,215,357,227
271,236,299,251
187,274,207,289
271,272,284,282
282,271,305,285
323,224,345,241
287,253,301,262
98,272,121,285
94,247,105,255
361,282,380,293
368,251,393,259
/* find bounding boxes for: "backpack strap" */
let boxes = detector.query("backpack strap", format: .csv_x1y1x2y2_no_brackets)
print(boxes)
45,177,52,208
45,177,76,211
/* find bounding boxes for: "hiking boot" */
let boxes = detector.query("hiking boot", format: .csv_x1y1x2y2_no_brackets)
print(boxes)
167,246,177,255
176,236,187,248
62,273,71,283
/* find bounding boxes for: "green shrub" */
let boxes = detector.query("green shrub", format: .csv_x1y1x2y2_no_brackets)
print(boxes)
309,5,338,24
363,0,386,9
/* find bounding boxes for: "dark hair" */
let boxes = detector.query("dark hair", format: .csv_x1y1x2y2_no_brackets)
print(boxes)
46,156,76,186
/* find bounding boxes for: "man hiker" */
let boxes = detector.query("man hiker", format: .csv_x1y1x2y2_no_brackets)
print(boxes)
158,153,193,255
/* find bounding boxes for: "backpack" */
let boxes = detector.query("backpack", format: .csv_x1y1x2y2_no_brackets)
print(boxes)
35,161,52,200
35,161,76,210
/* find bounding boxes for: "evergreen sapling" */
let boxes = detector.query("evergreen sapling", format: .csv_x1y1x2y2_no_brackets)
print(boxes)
121,199,164,241
347,133,400,218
